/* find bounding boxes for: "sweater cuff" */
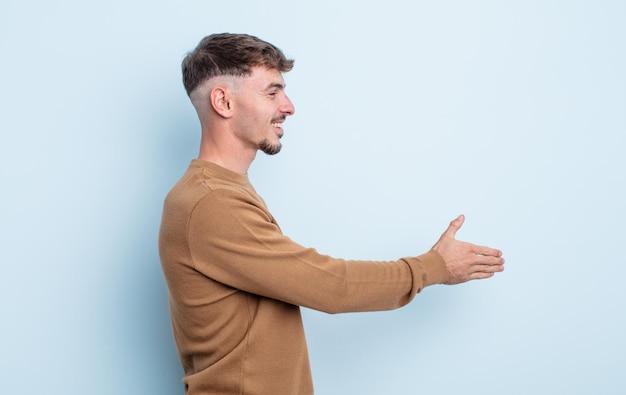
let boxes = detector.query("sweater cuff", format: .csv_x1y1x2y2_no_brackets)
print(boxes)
405,250,448,290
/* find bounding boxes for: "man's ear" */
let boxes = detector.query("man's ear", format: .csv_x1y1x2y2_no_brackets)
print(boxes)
210,87,233,118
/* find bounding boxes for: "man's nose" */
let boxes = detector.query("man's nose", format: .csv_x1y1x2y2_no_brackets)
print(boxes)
281,95,295,116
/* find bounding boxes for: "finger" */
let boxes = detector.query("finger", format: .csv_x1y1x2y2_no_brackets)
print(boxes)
471,244,503,257
471,255,505,266
469,271,496,280
478,262,505,272
467,265,504,281
443,214,465,239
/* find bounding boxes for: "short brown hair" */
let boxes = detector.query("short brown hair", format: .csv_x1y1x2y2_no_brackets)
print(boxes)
182,33,294,96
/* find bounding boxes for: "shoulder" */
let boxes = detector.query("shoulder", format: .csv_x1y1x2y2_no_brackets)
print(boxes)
191,187,273,227
164,164,257,212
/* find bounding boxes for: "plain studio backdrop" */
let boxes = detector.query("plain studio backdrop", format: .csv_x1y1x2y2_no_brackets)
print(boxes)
1,1,624,394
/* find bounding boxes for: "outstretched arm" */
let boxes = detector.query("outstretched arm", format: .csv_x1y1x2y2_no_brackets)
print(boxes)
431,215,505,285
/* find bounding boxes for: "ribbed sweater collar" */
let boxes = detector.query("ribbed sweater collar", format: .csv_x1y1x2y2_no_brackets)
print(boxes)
189,159,250,186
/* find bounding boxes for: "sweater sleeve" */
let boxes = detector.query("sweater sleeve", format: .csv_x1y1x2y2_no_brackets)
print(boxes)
187,188,448,314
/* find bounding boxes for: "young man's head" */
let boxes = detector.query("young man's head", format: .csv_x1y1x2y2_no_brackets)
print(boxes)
184,33,296,159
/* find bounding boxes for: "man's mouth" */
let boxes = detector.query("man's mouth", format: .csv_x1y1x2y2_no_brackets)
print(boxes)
271,116,286,128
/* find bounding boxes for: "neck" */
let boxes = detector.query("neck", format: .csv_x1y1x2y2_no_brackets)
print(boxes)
198,133,256,175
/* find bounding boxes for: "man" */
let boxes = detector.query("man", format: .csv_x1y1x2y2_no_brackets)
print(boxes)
159,33,504,395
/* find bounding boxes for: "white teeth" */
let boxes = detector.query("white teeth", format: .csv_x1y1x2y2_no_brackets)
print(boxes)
272,123,282,127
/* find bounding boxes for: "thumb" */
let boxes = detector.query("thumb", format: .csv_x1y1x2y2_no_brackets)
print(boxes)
444,214,465,239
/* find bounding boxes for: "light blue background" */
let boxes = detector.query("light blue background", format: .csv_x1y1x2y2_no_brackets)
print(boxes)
1,1,625,394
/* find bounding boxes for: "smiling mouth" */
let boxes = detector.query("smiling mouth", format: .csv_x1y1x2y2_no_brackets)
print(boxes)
271,116,286,129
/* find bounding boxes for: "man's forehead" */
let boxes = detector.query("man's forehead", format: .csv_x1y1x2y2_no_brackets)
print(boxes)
246,66,286,88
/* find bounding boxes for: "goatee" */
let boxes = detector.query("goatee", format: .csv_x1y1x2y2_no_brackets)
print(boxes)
259,139,282,155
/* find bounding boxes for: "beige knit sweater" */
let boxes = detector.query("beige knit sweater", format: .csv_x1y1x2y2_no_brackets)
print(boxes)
159,159,448,394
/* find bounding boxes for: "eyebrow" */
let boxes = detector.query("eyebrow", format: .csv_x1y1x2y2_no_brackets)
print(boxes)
265,82,286,90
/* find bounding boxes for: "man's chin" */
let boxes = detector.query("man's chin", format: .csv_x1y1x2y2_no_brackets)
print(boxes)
259,139,282,155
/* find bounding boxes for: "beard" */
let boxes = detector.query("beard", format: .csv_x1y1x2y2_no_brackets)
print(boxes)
259,138,282,155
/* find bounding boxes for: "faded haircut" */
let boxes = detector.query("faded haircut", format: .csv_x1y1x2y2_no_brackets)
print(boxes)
182,33,294,96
